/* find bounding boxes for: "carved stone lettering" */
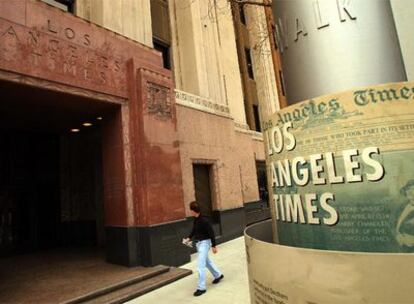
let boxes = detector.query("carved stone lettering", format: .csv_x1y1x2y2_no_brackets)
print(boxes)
47,19,58,33
63,62,76,76
47,19,93,47
98,56,108,70
30,51,42,66
64,27,75,40
85,54,94,68
63,45,78,76
84,68,91,81
0,18,127,97
0,26,20,62
2,26,18,40
114,60,121,72
28,30,40,46
99,71,106,84
48,39,59,53
83,34,91,46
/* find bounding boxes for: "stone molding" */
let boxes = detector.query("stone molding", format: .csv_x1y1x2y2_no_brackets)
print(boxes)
0,69,126,104
234,121,250,131
175,89,264,141
234,122,264,141
251,132,264,141
175,89,231,119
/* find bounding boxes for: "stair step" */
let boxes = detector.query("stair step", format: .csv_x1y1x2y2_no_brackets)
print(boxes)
63,265,170,304
83,267,192,304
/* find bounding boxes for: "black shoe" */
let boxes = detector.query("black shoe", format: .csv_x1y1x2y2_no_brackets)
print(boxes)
212,274,224,284
193,289,206,297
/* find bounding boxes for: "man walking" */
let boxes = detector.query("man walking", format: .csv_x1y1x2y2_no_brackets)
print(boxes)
184,201,224,296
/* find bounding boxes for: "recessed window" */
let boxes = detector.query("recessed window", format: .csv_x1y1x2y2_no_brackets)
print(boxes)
153,39,171,70
151,0,172,70
272,25,278,50
239,5,247,25
253,105,261,132
279,70,286,96
42,0,74,13
245,48,254,79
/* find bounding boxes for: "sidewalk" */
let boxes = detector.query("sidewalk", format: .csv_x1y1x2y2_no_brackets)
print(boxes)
126,237,250,304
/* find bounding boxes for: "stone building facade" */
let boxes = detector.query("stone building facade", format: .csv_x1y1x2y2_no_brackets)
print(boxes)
0,0,279,266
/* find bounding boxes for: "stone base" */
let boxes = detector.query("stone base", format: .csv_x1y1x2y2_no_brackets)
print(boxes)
105,220,192,267
106,204,270,267
213,206,246,243
244,200,271,226
137,220,193,267
106,227,140,267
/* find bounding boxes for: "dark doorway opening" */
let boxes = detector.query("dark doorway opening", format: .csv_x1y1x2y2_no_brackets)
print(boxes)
0,80,117,257
0,131,60,254
256,161,268,205
192,164,214,219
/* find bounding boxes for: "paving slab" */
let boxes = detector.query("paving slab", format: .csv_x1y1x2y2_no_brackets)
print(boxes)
126,237,250,304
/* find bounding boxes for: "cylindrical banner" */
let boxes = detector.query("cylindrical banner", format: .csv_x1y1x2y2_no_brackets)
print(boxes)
272,0,406,104
263,82,414,252
245,221,414,304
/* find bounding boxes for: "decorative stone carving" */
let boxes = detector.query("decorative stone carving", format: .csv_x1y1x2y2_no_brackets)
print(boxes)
175,89,231,118
146,82,172,120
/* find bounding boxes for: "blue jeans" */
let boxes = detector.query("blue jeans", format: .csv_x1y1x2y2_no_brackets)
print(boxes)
196,239,222,290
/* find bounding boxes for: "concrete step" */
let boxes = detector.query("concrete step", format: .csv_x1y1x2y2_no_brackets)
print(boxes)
82,267,192,304
63,265,171,304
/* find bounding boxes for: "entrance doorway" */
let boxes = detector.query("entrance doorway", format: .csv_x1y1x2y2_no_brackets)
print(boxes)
0,131,60,254
0,80,117,257
192,164,214,218
256,161,268,205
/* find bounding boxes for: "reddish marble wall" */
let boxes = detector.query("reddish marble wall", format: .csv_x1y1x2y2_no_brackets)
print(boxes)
0,0,186,228
132,67,186,225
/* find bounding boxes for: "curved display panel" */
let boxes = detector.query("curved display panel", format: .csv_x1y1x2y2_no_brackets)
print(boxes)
263,82,414,252
245,220,414,304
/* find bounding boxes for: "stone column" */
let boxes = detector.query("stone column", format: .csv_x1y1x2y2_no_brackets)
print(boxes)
75,0,153,47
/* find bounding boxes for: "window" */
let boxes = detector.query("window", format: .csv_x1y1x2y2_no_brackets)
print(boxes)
253,105,261,132
272,24,278,50
279,70,286,96
245,48,254,79
239,5,247,25
153,39,171,70
151,0,172,70
42,0,74,13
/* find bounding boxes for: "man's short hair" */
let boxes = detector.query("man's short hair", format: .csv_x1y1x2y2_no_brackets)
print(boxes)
189,201,201,213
